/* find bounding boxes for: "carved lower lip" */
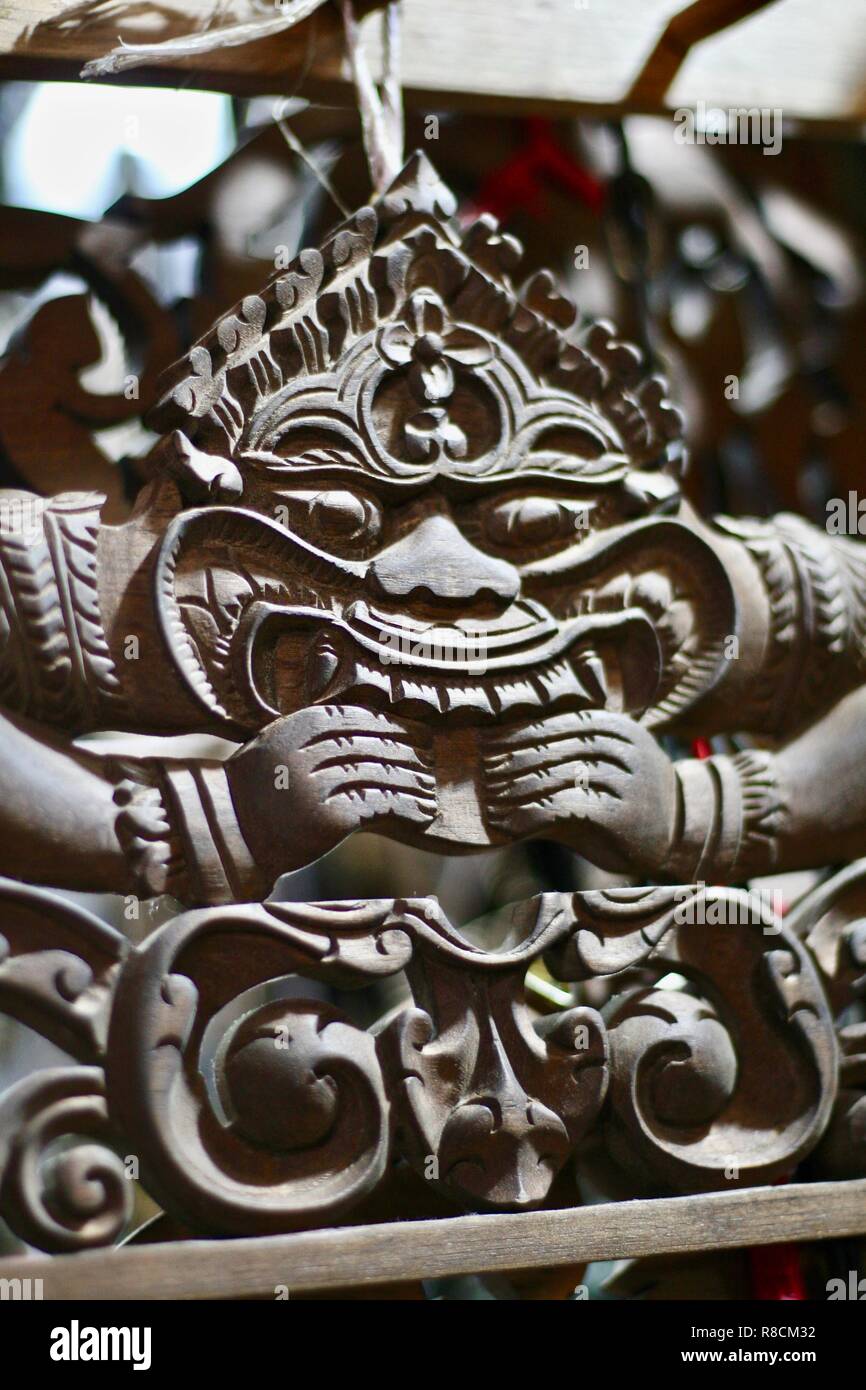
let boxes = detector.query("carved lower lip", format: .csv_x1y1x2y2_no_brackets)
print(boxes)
316,610,660,721
240,598,661,722
340,598,655,676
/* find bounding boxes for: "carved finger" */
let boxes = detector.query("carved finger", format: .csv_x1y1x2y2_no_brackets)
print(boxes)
317,758,437,797
489,775,623,812
329,785,437,825
378,789,439,826
484,738,634,779
484,718,637,762
320,762,438,803
484,710,598,752
302,706,433,748
309,743,435,779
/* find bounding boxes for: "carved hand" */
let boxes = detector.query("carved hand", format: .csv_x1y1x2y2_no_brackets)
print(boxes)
483,710,679,875
227,703,437,880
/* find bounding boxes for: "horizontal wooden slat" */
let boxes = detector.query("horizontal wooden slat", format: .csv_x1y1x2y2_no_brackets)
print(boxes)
3,1178,865,1299
1,1,865,124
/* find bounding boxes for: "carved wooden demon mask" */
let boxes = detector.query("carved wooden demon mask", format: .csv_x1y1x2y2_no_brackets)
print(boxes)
143,152,735,848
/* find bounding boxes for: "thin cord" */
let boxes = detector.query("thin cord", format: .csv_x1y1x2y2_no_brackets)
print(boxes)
275,112,351,218
80,0,330,78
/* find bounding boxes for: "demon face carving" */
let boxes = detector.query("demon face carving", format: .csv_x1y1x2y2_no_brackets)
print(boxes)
149,155,734,854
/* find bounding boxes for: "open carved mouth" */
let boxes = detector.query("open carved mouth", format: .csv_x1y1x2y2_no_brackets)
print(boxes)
241,595,662,725
521,518,738,728
158,508,734,734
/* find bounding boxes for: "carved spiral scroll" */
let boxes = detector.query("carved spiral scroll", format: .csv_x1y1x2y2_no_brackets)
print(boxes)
105,903,395,1236
0,877,126,1061
543,885,700,980
0,883,852,1240
787,859,866,1180
605,889,838,1192
0,1067,131,1253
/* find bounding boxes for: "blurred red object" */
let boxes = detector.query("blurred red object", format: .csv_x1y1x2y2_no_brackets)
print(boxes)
467,118,605,224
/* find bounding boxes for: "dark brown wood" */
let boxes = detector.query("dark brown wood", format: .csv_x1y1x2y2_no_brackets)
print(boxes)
0,154,864,1257
0,873,846,1242
1,1178,864,1299
2,155,866,905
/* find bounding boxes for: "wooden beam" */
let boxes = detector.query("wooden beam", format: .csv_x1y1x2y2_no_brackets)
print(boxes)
627,0,779,107
0,2,864,125
3,1179,865,1299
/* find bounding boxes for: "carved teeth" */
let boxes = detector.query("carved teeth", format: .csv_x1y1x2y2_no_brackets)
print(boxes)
493,677,543,714
575,651,608,706
307,640,340,698
630,572,673,615
661,598,693,649
537,659,588,705
445,685,495,716
396,678,443,711
328,621,640,720
593,575,632,610
352,660,393,698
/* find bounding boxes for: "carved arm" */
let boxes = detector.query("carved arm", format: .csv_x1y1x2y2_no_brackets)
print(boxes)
0,701,440,906
693,510,866,741
667,683,866,882
0,706,264,905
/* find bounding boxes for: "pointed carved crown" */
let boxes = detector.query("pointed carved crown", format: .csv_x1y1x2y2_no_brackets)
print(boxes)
148,152,684,489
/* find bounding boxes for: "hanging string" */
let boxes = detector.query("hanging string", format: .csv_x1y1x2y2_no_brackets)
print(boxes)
81,0,404,198
381,2,405,184
274,105,351,217
339,0,404,196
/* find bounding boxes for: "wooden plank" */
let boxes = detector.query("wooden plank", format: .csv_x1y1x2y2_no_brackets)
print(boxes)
0,0,351,94
627,0,778,106
0,1,864,124
3,1179,865,1299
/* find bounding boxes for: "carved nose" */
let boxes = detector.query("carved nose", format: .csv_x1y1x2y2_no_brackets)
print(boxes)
369,514,521,613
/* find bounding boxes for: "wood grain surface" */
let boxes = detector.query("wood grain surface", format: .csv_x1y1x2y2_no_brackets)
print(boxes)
2,1179,864,1299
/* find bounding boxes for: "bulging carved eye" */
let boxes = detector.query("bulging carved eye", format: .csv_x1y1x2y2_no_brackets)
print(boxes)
310,490,381,541
485,496,581,548
274,488,382,549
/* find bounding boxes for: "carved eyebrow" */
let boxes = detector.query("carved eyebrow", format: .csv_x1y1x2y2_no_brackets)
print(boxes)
243,459,431,501
239,450,642,505
439,467,630,499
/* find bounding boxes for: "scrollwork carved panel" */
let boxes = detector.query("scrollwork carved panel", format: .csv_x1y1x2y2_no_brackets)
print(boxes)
0,875,853,1248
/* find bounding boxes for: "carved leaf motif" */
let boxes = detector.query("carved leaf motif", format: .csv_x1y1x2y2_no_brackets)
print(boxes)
544,885,699,980
0,493,125,729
